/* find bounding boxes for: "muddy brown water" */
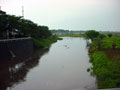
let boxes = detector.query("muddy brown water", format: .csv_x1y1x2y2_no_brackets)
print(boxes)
0,37,97,90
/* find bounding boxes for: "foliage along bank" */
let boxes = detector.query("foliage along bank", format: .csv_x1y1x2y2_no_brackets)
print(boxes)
0,13,62,48
85,30,120,89
32,35,62,48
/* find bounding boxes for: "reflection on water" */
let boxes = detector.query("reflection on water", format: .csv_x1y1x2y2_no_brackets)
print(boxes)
0,47,50,90
0,37,97,90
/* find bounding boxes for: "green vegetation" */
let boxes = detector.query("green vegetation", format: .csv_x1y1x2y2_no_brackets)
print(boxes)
102,36,120,49
57,34,83,37
0,14,51,39
86,30,120,89
89,36,120,51
90,51,120,88
85,30,100,41
0,13,61,48
108,33,113,37
87,68,90,72
32,36,62,48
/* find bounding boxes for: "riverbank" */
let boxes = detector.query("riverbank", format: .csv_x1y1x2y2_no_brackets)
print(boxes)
57,34,84,37
32,35,62,48
88,36,120,89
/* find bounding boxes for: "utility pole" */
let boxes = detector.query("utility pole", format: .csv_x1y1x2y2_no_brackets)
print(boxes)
22,6,24,18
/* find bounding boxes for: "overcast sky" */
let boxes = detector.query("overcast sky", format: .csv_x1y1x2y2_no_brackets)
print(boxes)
0,0,120,31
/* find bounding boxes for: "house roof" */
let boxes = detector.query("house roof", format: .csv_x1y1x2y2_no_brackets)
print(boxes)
0,10,6,15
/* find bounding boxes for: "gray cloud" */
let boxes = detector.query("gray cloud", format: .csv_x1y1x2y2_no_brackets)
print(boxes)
0,0,120,31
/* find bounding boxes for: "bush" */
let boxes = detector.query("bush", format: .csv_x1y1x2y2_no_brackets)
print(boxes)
90,51,120,88
85,30,100,41
108,33,112,37
32,36,62,48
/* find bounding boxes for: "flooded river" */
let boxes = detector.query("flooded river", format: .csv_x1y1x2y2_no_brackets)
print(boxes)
0,37,97,90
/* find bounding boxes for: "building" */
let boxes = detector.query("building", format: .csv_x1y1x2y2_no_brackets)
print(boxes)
0,10,6,15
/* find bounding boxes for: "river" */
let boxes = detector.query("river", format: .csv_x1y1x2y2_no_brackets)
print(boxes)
0,37,97,90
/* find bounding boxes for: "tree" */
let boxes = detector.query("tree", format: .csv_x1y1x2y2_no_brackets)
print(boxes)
108,33,112,37
0,14,8,38
99,34,106,40
0,13,52,39
0,14,22,38
85,30,100,41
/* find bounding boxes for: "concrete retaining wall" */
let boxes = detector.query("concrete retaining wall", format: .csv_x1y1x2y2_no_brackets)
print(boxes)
0,37,34,59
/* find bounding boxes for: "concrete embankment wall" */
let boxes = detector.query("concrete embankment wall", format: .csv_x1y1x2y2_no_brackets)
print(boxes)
0,37,34,59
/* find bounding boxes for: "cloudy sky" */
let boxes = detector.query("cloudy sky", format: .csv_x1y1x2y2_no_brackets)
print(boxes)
0,0,120,31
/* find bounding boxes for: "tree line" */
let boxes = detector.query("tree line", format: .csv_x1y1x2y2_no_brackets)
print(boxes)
0,14,52,39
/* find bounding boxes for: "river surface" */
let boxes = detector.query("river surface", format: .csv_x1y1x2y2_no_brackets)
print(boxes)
0,37,97,90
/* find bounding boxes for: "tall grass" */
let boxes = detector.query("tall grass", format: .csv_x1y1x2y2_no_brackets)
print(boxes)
89,36,120,89
32,36,62,48
102,36,120,48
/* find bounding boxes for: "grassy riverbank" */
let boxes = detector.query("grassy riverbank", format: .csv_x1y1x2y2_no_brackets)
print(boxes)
57,34,83,37
88,35,120,89
32,35,62,48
